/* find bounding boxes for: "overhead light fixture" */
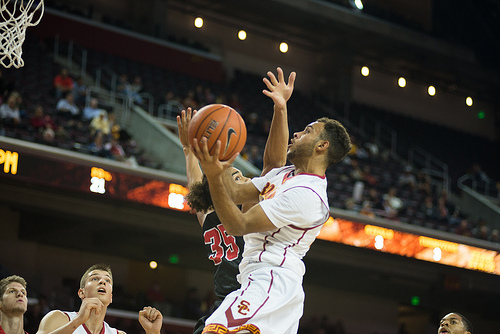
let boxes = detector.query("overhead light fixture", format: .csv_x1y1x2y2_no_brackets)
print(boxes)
194,16,203,28
398,77,406,88
361,66,369,76
428,85,436,96
349,0,364,11
466,96,473,106
238,30,247,41
279,42,288,53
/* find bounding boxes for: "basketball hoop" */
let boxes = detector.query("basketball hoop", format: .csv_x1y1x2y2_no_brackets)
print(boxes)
0,0,44,69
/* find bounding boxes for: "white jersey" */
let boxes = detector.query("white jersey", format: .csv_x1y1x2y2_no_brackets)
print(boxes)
63,311,119,334
242,165,330,278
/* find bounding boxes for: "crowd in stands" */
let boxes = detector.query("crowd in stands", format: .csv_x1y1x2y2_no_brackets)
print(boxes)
1,34,498,243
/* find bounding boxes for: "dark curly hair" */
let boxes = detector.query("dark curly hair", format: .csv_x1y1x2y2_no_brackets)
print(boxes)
185,175,214,212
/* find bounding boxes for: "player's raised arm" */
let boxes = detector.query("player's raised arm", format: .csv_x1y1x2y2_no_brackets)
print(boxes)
177,107,203,187
261,67,295,175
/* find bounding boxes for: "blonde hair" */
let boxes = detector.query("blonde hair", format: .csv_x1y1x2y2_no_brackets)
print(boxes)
0,275,27,300
79,264,113,289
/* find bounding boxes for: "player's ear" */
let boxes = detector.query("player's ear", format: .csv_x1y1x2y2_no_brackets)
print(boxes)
316,140,329,151
78,288,85,299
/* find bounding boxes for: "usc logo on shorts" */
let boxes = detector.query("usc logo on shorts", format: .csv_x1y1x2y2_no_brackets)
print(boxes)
237,300,251,315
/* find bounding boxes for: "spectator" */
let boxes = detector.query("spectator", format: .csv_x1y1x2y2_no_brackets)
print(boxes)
56,92,80,120
83,98,104,121
364,137,380,159
489,229,499,243
30,105,55,131
360,200,376,218
182,90,197,109
398,165,416,190
362,166,378,186
88,131,111,158
73,76,87,105
455,219,472,237
89,110,111,137
228,93,243,114
204,87,215,105
436,196,449,224
476,224,490,240
0,94,21,126
109,137,127,161
246,145,263,170
53,68,74,99
365,188,383,210
11,91,27,119
129,76,144,104
420,196,438,221
349,159,364,182
382,187,404,218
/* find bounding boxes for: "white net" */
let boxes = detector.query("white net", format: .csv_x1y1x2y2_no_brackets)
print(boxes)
0,0,44,68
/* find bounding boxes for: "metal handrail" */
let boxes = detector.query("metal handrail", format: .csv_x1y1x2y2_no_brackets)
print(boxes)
157,101,185,120
458,174,499,199
409,145,449,192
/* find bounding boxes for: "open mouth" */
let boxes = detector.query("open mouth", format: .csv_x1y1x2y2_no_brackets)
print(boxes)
97,288,106,293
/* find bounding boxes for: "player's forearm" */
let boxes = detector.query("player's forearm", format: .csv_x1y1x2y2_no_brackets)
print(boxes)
263,104,288,173
208,175,247,235
38,319,85,334
184,148,203,187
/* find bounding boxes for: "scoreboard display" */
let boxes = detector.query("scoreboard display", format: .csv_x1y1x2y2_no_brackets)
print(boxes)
2,138,499,275
0,141,190,212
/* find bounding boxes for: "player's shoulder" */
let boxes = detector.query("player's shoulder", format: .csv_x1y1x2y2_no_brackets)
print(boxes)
43,310,70,320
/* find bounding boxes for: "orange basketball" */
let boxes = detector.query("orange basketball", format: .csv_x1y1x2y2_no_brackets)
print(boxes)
188,104,247,161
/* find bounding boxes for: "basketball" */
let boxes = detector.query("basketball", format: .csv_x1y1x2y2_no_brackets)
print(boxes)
188,104,247,161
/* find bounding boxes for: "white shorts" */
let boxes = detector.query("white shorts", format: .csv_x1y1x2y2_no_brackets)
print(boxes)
202,266,304,334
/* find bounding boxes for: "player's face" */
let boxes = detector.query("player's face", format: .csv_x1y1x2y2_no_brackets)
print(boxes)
287,122,324,163
438,313,469,334
228,167,249,184
0,282,27,315
79,270,113,305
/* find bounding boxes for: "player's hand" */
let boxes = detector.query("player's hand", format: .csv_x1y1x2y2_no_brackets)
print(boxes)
138,306,163,334
262,67,296,109
192,138,237,179
177,107,196,150
75,298,104,324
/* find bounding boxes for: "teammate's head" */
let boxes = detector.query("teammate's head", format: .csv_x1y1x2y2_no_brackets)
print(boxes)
80,263,113,289
0,275,28,316
438,312,473,334
0,275,27,301
186,167,248,212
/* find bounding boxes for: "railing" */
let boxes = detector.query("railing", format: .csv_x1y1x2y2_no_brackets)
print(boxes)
95,66,119,97
359,115,397,158
157,101,185,120
458,174,499,200
53,36,87,78
85,86,131,127
409,145,449,192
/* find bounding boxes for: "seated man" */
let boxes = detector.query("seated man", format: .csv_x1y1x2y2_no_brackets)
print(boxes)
0,275,28,334
37,264,162,334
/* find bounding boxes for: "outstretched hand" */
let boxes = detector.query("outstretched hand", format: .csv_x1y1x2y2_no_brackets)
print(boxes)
177,107,196,149
191,138,238,179
138,306,163,334
262,67,296,109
